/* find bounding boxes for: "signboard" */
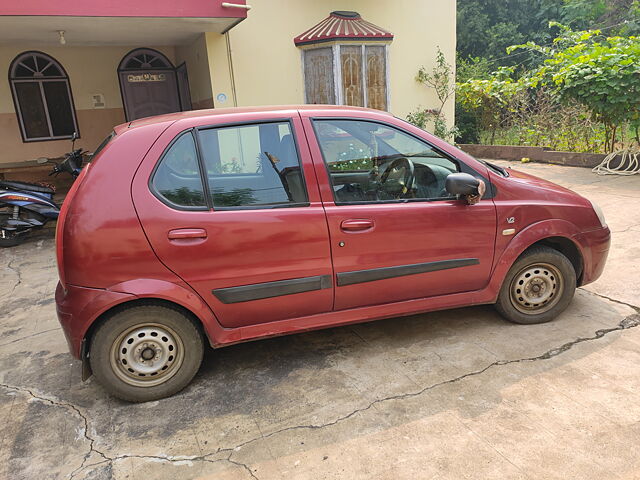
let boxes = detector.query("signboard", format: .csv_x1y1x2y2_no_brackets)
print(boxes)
127,73,167,83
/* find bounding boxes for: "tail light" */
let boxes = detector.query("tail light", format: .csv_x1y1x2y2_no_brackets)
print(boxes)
56,164,90,289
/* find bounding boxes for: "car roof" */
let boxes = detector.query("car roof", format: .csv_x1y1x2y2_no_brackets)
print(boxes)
115,105,393,134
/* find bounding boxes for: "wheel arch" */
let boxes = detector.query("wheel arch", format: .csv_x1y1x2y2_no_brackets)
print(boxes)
488,219,586,299
529,236,583,284
82,279,226,361
84,298,210,356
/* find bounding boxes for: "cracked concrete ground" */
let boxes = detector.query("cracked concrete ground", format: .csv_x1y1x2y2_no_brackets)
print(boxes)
1,161,639,480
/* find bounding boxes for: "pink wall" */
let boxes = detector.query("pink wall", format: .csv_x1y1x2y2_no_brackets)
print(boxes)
0,0,247,18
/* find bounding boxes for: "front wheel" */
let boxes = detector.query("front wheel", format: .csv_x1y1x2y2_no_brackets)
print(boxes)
90,305,204,402
495,246,577,325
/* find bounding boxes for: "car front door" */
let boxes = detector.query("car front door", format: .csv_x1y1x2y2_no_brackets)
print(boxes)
132,114,333,328
303,115,497,311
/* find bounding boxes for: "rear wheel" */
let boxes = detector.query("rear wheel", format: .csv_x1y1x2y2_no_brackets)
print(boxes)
495,246,576,325
90,305,204,402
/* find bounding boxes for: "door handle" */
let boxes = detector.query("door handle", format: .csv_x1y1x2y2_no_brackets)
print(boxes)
340,219,374,232
167,228,207,240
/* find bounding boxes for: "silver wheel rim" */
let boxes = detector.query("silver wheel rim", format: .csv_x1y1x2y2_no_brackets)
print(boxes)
510,262,564,314
110,323,184,387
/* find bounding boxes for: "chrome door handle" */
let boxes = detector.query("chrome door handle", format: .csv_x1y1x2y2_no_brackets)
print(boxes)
340,219,374,232
167,228,207,240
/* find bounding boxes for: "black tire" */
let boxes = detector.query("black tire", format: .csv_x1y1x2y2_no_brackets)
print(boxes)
90,304,204,402
0,232,25,247
495,246,576,325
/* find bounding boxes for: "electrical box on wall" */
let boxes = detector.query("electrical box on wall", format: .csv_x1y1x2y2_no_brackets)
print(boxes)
91,94,105,109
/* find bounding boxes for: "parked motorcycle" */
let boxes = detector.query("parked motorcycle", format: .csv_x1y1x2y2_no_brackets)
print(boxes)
0,133,84,247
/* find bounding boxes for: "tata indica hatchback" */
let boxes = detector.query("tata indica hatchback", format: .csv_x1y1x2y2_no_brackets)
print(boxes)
55,106,610,401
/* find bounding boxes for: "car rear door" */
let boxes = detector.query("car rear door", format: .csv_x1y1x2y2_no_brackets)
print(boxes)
302,114,497,311
132,112,333,328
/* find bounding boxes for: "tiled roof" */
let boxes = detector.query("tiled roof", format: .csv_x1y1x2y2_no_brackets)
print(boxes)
294,11,393,46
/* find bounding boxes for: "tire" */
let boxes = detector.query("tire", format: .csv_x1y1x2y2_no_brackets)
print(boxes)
495,246,576,325
90,304,204,402
0,233,25,247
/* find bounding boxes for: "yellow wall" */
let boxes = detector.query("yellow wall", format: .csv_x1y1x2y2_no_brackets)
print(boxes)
0,1,456,166
0,45,175,164
208,0,456,128
175,35,214,109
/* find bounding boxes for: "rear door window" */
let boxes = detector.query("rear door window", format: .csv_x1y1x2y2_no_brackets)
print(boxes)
198,122,308,209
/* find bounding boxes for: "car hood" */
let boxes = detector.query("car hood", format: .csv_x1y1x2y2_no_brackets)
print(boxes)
501,167,590,206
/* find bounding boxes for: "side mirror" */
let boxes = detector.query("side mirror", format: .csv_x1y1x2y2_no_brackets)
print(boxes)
445,172,480,196
71,131,78,141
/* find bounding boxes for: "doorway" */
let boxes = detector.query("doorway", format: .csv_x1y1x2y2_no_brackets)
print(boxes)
118,48,192,121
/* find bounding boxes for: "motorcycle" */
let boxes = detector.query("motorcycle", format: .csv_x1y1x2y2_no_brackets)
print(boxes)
0,133,84,247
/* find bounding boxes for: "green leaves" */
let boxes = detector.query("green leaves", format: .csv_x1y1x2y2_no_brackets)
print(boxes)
459,24,640,151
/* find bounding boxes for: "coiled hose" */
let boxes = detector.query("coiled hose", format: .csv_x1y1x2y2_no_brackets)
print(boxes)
592,148,640,175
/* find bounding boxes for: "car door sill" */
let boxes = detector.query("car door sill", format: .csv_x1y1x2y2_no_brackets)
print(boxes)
210,284,494,347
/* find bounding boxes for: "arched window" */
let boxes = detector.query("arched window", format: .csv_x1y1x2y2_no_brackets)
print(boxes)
118,48,174,71
9,51,78,142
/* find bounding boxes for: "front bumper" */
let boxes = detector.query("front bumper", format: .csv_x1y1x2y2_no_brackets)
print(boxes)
55,282,134,358
575,226,611,286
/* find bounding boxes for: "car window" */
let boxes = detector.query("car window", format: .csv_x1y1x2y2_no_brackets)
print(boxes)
313,119,459,204
198,122,308,209
151,132,207,208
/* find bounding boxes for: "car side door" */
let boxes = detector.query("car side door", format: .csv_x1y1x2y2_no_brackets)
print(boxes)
302,115,497,311
132,114,334,328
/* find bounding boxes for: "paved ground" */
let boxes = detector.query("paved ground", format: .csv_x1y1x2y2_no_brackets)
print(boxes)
1,161,639,480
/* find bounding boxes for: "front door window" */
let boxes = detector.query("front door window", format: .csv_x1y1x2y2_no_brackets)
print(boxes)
313,119,459,204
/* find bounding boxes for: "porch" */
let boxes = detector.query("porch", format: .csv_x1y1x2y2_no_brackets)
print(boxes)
0,0,247,172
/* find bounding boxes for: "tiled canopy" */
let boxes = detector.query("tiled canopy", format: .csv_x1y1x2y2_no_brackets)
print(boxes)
294,11,394,46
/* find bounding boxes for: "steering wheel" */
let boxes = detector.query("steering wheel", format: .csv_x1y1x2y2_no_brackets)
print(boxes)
378,157,415,199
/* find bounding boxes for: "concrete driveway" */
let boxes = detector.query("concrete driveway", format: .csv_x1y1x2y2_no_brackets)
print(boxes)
1,161,639,480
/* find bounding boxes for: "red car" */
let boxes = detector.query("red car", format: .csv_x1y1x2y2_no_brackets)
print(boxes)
55,106,610,401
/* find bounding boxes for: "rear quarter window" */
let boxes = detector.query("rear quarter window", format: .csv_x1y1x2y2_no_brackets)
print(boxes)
151,132,207,209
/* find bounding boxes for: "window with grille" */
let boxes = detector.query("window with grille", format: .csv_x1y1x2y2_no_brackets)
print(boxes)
9,51,78,142
302,44,388,111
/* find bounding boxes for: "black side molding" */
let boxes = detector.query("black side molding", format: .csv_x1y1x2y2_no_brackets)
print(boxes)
336,258,480,287
213,275,332,304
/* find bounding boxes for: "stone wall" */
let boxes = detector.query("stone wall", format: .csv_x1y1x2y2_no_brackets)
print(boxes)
458,144,610,168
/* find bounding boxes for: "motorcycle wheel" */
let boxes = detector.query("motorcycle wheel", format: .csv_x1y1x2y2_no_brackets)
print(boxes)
0,235,24,247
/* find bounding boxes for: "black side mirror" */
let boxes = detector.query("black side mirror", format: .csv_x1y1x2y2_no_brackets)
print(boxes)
445,173,480,196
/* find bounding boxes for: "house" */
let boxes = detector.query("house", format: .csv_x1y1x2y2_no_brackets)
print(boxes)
0,0,456,174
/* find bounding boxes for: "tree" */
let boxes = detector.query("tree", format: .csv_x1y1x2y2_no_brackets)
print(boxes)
511,24,640,150
456,67,522,144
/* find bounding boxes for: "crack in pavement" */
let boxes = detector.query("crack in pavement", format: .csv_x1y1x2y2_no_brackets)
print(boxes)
66,450,257,480
0,383,109,479
5,293,640,480
6,258,22,294
215,311,640,469
611,223,640,234
0,328,60,347
579,288,640,313
0,384,259,479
